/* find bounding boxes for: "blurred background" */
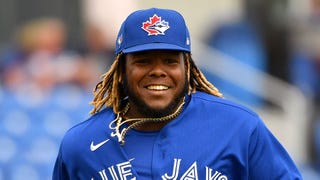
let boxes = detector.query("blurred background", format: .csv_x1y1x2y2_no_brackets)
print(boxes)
0,0,319,179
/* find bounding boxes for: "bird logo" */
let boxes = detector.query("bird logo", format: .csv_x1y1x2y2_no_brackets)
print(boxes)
142,14,170,35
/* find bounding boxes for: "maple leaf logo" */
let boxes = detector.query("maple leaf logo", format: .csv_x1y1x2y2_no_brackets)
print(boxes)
141,14,170,35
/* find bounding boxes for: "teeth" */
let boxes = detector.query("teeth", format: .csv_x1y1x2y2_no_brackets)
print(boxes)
147,85,168,90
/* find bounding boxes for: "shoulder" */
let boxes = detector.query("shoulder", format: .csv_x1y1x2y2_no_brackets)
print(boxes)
66,108,114,135
190,91,259,118
183,91,262,134
59,108,114,152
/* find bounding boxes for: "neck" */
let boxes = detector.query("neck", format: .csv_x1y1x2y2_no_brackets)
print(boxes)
124,98,185,131
132,121,169,131
110,97,185,144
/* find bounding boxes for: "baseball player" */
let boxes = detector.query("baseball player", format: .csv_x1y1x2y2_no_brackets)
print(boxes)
53,8,302,179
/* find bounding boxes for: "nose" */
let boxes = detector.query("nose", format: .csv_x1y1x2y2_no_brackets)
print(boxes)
148,60,167,77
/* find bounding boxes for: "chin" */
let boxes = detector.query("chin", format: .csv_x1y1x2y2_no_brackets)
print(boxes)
144,106,173,118
142,99,182,118
147,101,170,110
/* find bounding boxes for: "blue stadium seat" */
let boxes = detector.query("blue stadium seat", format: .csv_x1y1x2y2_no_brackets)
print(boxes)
0,85,93,179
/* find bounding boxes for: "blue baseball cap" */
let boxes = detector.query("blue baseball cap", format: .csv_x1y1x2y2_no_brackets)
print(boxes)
115,8,191,54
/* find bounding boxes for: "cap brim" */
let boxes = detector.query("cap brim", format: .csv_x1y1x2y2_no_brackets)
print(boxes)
122,43,190,54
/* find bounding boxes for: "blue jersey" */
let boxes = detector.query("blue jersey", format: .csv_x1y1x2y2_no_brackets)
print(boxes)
53,91,302,179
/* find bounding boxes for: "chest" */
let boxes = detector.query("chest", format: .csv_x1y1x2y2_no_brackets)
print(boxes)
76,128,247,180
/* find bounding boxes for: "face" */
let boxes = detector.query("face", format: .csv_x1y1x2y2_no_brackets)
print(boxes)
123,50,188,118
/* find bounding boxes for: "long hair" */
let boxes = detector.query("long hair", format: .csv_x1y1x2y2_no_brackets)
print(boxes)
89,52,222,115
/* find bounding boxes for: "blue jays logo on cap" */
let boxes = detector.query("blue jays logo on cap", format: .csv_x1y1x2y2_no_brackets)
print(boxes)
142,14,170,35
115,8,191,54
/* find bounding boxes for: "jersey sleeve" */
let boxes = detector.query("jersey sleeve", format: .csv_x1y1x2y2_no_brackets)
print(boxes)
248,119,302,179
52,146,70,180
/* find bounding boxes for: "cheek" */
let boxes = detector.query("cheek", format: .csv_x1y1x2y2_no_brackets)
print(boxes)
124,69,143,91
179,73,187,89
175,66,187,85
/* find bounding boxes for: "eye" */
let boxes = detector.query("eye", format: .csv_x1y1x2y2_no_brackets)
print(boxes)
164,58,179,65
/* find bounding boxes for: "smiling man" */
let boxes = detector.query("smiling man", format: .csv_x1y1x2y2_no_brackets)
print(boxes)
53,8,302,180
124,50,187,120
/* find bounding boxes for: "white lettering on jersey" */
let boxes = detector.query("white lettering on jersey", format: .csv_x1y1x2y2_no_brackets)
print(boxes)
205,166,228,180
95,160,136,180
108,166,118,180
180,161,198,180
93,158,228,180
162,158,181,180
117,160,136,180
162,158,228,180
98,169,108,180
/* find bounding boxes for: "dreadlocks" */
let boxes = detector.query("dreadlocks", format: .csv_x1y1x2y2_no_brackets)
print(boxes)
89,52,223,115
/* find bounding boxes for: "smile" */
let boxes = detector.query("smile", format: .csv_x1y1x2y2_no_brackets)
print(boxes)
147,85,169,90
